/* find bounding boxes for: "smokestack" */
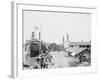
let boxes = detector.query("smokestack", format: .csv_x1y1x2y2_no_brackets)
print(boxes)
39,32,41,40
32,32,34,39
67,33,69,42
63,36,64,48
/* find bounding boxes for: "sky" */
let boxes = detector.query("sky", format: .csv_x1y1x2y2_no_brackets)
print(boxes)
23,10,91,44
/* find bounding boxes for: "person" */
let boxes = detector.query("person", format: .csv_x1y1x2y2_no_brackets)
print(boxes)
40,56,44,69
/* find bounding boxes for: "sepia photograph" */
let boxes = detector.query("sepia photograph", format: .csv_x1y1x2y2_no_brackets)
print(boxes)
22,10,91,70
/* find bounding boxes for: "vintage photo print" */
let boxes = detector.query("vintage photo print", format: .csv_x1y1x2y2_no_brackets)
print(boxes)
22,10,91,70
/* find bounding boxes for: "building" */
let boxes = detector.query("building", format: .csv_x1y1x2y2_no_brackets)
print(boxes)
66,46,91,63
69,42,91,48
66,46,86,56
63,32,91,49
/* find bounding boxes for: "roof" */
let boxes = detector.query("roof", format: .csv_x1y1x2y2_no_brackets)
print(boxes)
66,46,87,55
69,42,91,46
48,43,60,51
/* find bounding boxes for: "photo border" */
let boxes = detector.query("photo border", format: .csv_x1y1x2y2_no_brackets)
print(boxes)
11,1,97,78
